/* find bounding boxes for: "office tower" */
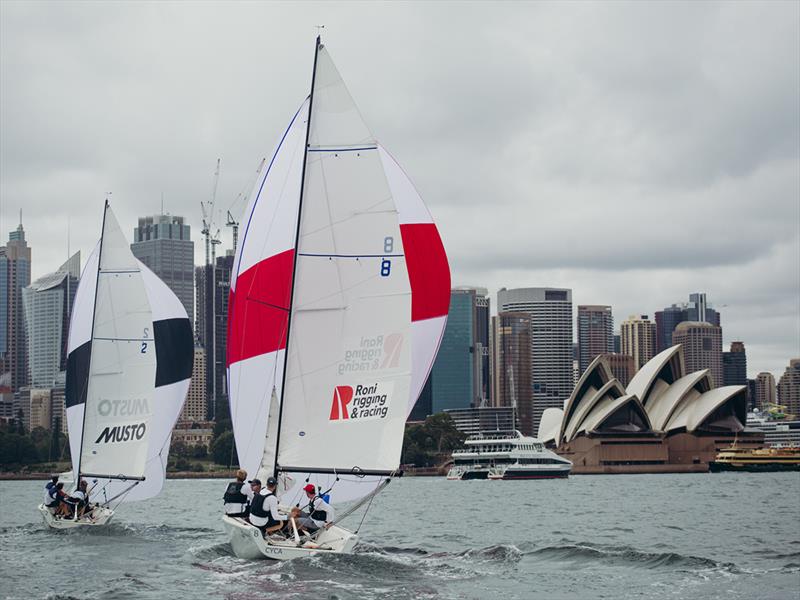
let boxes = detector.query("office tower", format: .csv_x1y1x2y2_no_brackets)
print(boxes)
131,214,194,321
22,253,79,388
620,315,657,369
723,341,749,407
577,305,614,375
179,346,207,423
601,353,636,387
777,359,800,416
50,370,67,435
613,334,621,354
196,252,234,420
429,287,490,414
492,312,533,435
672,321,723,386
0,222,32,392
17,387,51,431
497,287,573,435
755,372,777,409
655,293,721,352
408,377,432,422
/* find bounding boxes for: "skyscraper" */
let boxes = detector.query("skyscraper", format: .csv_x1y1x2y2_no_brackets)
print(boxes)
755,372,777,409
428,287,490,414
577,305,614,375
0,222,31,393
130,214,194,321
620,314,657,369
723,341,749,408
497,287,573,434
777,359,800,417
491,312,533,434
196,252,234,420
601,353,636,387
22,253,79,388
179,345,207,423
655,293,721,352
672,321,723,387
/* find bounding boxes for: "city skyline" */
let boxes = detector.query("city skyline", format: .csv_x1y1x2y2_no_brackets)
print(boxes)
1,2,797,378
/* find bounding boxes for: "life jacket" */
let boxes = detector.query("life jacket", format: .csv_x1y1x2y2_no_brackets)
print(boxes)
45,487,59,508
249,492,274,519
223,481,248,505
308,497,327,522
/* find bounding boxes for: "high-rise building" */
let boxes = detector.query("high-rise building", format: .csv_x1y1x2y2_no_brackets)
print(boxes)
755,372,777,409
655,293,721,352
601,353,636,387
22,253,79,388
130,214,194,321
577,305,614,375
497,287,573,435
0,222,32,392
620,314,657,369
179,345,207,423
17,387,51,431
491,312,533,435
428,287,490,414
196,252,234,420
777,359,800,417
722,341,748,401
50,370,67,435
672,321,723,386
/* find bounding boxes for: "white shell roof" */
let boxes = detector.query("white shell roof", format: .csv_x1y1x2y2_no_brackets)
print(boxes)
538,408,564,444
559,356,614,444
564,379,626,443
626,344,684,407
578,393,651,437
647,369,712,431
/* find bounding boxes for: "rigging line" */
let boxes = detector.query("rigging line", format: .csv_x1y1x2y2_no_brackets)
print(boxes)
243,296,290,312
297,194,396,238
298,253,404,258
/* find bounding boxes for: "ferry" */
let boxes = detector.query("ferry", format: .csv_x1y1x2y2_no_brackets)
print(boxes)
447,431,572,480
709,446,800,472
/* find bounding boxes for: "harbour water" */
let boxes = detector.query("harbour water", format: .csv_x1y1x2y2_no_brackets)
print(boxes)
1,473,798,599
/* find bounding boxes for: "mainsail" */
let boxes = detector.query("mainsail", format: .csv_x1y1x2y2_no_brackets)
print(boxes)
227,38,449,504
65,202,193,502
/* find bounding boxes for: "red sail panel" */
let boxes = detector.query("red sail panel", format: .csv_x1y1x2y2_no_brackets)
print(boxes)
227,249,294,366
400,223,450,322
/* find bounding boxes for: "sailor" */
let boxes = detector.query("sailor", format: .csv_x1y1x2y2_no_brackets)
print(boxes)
43,478,61,514
247,477,286,538
65,480,90,519
42,475,58,507
223,469,251,517
296,483,335,532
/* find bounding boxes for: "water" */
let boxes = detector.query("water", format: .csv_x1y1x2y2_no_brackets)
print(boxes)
1,473,798,599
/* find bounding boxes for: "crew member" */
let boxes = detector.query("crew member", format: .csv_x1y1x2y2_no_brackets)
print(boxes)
247,477,286,539
43,478,61,514
223,469,251,517
65,480,90,519
296,483,335,532
42,475,58,507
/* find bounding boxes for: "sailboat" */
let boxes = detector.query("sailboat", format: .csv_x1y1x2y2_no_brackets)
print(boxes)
223,36,450,559
38,201,193,529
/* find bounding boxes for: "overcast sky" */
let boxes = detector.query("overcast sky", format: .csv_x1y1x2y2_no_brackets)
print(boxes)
1,1,798,379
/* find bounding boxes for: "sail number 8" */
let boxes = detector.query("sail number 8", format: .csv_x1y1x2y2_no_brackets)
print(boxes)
381,237,393,277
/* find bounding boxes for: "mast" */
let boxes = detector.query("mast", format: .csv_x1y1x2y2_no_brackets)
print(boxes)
75,199,109,486
272,35,321,479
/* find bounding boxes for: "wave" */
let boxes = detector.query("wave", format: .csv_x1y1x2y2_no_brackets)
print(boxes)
526,543,739,573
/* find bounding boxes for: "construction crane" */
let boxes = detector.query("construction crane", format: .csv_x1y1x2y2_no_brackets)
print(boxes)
200,158,221,267
226,211,239,253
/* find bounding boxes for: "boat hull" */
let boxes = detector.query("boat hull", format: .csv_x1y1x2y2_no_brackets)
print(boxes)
709,461,800,473
222,515,359,560
501,469,570,479
38,504,115,529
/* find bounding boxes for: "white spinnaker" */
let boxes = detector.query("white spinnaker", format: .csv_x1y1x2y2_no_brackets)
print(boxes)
276,44,412,474
227,99,309,478
78,206,156,480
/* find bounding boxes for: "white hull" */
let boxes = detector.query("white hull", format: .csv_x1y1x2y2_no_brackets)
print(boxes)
38,504,115,529
222,515,359,560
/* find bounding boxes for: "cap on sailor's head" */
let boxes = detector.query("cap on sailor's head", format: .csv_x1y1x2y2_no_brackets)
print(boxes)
303,484,316,494
266,477,278,487
248,478,262,486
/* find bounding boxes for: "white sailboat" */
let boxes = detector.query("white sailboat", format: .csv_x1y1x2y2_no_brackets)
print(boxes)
223,36,450,559
39,201,193,529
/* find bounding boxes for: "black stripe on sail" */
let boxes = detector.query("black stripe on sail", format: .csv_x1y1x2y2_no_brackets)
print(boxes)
154,318,193,387
66,341,91,408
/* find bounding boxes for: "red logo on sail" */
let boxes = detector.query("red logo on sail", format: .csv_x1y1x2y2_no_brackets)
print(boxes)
330,386,354,420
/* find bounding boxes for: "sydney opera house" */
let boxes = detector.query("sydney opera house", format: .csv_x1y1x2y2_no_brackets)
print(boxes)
537,344,763,473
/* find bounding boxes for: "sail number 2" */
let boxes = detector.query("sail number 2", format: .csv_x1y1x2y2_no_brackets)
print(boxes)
381,237,393,277
141,327,149,353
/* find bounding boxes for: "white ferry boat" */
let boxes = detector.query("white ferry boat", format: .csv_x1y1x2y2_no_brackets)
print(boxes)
447,431,572,480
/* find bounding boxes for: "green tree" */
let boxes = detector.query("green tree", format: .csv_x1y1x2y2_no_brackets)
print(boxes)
211,430,237,467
